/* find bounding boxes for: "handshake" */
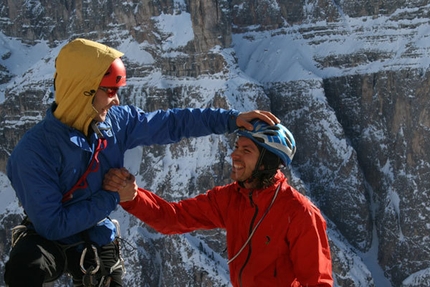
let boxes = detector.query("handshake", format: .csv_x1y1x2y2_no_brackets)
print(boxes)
103,167,137,202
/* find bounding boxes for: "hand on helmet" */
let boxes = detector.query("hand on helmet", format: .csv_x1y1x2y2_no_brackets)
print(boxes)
236,110,280,131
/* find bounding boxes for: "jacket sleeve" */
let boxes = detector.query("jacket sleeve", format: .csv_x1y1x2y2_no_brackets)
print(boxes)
287,197,333,287
7,145,119,241
120,187,226,234
111,106,240,149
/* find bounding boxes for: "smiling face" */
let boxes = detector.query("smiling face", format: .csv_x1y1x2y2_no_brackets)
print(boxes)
92,88,120,122
230,136,261,188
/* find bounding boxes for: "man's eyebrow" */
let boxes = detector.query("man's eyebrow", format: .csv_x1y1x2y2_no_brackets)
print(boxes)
239,143,258,150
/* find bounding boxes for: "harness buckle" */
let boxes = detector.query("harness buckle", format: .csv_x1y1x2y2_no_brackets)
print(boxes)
82,267,98,286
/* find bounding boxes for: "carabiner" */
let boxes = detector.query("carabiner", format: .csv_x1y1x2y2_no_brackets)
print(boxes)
80,245,101,274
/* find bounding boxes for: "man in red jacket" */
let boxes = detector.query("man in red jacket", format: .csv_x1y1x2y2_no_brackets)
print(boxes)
104,120,333,287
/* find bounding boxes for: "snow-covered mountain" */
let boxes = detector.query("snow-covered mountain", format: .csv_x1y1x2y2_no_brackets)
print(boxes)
1,1,430,286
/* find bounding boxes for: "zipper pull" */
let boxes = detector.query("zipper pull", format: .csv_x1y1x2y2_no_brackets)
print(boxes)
248,190,255,207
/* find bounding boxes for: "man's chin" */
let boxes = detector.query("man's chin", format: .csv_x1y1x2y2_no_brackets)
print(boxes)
230,173,237,182
94,115,106,122
231,173,245,183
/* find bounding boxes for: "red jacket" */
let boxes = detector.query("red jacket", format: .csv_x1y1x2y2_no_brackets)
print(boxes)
121,171,333,287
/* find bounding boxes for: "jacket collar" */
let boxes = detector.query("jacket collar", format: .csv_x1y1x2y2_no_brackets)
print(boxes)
236,170,285,197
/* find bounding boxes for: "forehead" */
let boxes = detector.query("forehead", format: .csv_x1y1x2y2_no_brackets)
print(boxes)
236,136,259,150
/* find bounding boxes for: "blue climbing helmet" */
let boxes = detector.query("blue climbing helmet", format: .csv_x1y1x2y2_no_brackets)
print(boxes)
236,120,296,166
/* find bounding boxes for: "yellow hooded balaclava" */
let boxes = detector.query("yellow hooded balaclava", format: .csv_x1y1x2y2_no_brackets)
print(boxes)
53,38,124,135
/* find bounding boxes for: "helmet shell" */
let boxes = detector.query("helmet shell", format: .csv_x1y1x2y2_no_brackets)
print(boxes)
99,58,126,87
236,120,296,166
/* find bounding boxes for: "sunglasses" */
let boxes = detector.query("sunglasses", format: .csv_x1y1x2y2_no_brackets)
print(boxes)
99,87,119,98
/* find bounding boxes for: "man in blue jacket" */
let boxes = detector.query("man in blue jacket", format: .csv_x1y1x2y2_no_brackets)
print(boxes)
4,38,279,287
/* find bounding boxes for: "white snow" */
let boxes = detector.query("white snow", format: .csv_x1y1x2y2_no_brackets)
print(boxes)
152,11,194,52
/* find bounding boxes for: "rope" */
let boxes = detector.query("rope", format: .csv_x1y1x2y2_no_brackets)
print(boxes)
227,183,281,264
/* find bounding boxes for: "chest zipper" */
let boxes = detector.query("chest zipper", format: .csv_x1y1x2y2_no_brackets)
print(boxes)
232,185,282,287
237,190,258,287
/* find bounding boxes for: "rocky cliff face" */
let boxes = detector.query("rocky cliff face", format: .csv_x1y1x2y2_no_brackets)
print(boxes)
0,1,429,286
324,69,430,285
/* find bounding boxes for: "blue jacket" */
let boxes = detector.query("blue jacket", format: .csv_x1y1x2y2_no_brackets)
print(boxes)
7,104,239,246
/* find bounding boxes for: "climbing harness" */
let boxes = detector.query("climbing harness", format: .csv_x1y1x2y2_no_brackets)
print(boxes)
10,216,31,247
79,219,126,287
110,219,126,276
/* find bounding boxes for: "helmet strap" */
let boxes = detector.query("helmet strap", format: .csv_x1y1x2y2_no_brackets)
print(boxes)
242,147,282,188
251,147,266,179
238,147,267,188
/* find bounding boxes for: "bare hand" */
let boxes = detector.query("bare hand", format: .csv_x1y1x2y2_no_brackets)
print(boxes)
103,168,137,202
236,110,280,130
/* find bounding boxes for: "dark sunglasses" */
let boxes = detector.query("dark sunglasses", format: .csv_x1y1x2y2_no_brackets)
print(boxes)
99,86,119,98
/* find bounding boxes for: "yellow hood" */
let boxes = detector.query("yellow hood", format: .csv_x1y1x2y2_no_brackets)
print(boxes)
53,38,124,135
